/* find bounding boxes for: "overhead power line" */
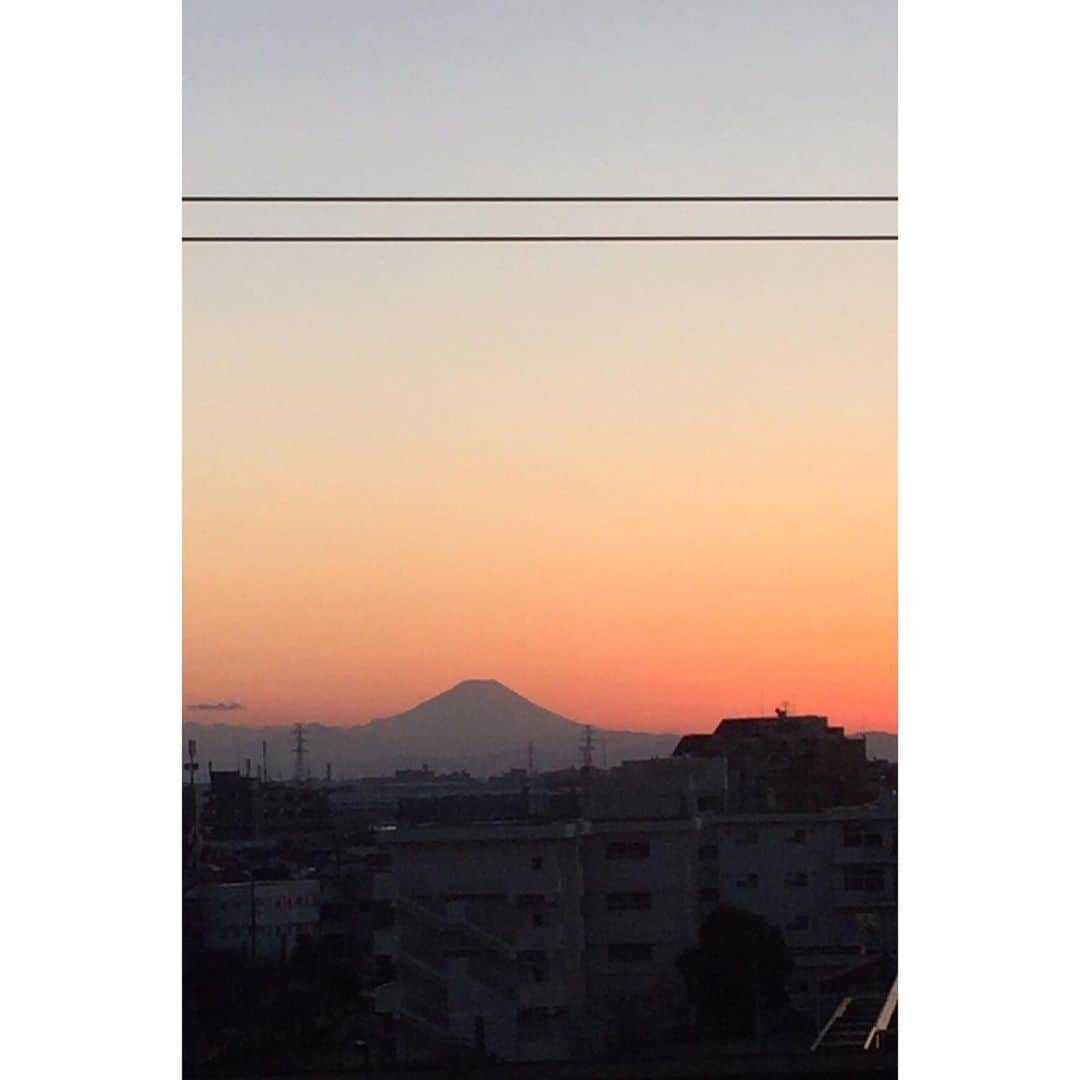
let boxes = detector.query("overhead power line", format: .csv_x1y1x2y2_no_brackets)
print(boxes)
184,234,896,243
183,194,897,203
183,194,897,242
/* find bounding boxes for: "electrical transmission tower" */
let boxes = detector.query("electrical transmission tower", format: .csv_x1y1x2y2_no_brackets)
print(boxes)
580,725,595,772
292,724,307,782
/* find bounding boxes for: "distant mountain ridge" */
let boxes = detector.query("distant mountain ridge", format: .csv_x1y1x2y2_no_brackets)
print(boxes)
366,679,590,744
182,679,897,779
183,679,679,779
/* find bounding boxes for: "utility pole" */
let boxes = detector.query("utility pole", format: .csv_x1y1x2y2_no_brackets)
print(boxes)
184,739,200,843
184,739,199,784
249,871,257,961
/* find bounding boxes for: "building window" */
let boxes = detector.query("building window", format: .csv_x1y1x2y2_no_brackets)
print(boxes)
372,902,394,930
734,827,759,845
533,912,544,928
844,823,884,849
606,891,652,912
734,873,759,889
784,871,809,888
608,943,653,963
698,844,719,861
531,855,544,870
699,888,720,905
517,949,546,982
854,911,883,941
605,841,650,860
787,915,810,931
843,866,886,892
789,828,808,844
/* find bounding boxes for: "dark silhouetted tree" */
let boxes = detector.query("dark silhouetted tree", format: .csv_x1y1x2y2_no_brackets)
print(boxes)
678,905,792,1042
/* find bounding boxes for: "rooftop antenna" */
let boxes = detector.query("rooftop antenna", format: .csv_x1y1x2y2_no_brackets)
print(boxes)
527,740,535,776
325,761,332,783
261,739,268,783
292,724,306,783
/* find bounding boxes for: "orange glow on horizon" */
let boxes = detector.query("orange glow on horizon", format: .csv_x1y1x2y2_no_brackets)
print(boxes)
184,243,896,736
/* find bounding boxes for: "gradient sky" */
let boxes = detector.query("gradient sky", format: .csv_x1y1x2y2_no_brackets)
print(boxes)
183,1,896,734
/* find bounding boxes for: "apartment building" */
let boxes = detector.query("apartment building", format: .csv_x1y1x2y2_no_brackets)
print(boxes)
372,822,589,1062
697,794,898,1023
674,710,875,811
578,815,703,1054
369,749,895,1062
369,770,725,1062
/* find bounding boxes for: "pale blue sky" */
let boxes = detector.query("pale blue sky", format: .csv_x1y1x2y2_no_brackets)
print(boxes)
184,0,896,196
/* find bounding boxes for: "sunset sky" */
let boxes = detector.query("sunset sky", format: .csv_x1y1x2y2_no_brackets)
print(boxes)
183,1,896,733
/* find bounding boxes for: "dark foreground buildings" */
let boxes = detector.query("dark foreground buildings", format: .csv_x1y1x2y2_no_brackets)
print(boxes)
673,708,877,812
183,711,896,1076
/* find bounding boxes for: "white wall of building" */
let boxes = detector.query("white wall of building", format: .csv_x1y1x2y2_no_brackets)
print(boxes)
193,878,321,960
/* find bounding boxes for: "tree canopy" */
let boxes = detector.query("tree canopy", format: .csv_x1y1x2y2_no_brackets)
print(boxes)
678,904,793,1041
